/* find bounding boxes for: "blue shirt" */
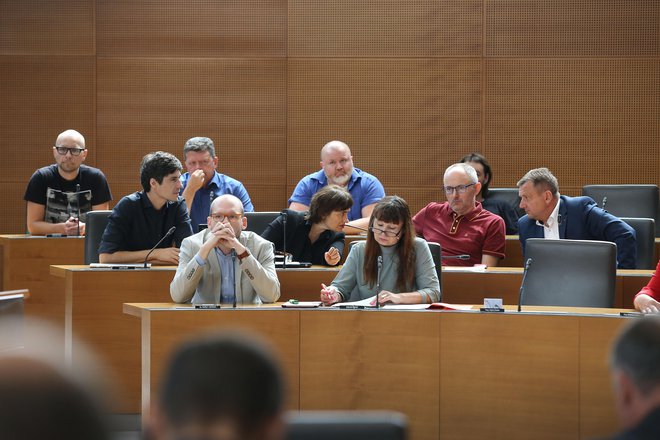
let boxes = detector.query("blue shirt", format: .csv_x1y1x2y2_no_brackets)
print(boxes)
98,191,193,255
180,171,254,232
288,168,385,221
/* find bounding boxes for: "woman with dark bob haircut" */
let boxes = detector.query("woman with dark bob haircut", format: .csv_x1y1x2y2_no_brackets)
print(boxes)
320,196,440,305
262,185,353,266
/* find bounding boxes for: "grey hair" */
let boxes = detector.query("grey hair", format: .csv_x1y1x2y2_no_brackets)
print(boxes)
610,316,660,396
517,167,559,197
183,137,216,158
444,163,478,184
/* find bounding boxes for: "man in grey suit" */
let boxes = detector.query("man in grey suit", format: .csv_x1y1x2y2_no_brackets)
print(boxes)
170,194,280,304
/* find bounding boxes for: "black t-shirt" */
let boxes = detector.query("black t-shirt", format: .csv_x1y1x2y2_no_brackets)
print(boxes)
261,209,345,266
24,164,112,223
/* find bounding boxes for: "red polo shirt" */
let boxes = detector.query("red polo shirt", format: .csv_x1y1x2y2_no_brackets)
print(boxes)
412,202,506,266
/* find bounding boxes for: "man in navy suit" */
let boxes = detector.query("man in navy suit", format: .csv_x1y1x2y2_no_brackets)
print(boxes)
517,167,636,269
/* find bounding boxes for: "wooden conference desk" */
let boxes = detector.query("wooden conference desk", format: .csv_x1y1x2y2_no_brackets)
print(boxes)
125,303,634,440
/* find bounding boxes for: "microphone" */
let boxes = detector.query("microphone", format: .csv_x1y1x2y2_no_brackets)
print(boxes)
375,255,383,309
517,257,533,312
231,248,238,309
75,183,81,237
441,254,470,260
601,197,607,209
143,226,176,268
281,210,288,270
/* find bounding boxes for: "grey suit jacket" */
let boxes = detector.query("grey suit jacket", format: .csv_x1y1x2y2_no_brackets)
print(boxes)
170,229,280,304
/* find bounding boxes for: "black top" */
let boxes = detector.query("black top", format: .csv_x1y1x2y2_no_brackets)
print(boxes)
607,406,660,440
482,196,520,235
98,191,193,254
261,209,345,266
24,164,112,223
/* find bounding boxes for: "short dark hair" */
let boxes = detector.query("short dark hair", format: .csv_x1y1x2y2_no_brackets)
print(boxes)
460,152,492,198
183,136,216,159
611,316,660,397
140,151,183,193
158,333,284,438
307,185,354,224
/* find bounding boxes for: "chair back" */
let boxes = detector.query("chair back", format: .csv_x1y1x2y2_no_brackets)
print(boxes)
244,211,280,236
582,184,660,237
84,210,112,264
523,238,616,308
285,411,407,440
620,217,656,270
0,289,29,352
487,188,525,217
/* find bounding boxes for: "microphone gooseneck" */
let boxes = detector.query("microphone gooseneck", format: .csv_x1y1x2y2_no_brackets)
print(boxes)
441,254,470,260
517,257,533,312
375,255,383,309
75,183,81,237
281,210,288,270
143,226,177,268
231,248,237,309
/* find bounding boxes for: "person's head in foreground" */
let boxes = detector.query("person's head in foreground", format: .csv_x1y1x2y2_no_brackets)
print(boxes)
306,184,353,232
609,316,660,437
150,332,286,440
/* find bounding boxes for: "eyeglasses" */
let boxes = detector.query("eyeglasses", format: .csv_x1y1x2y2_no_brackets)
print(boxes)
210,213,243,222
370,226,401,238
443,183,476,195
54,146,85,156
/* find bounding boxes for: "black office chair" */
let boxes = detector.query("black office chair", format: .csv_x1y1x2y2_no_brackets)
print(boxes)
244,211,280,236
582,184,660,237
620,217,656,270
522,238,616,308
285,411,407,440
487,188,525,218
347,240,442,300
84,210,112,264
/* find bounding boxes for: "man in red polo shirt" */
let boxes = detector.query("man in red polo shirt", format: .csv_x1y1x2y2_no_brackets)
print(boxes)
412,163,506,267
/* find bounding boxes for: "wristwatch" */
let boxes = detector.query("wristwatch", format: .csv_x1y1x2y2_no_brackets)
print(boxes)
236,249,250,261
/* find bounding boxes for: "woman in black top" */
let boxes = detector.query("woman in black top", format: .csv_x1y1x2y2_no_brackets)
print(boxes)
262,185,353,266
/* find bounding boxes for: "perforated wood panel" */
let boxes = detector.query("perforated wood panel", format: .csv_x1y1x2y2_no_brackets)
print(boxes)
485,59,660,190
486,0,660,57
0,0,94,55
97,0,286,57
97,58,286,208
289,0,482,57
287,59,482,211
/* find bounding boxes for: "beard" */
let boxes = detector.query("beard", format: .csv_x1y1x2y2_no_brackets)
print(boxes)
327,172,351,186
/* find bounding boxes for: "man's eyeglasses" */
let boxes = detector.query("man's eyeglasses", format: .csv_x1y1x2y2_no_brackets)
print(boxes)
54,146,85,156
443,183,476,195
210,213,243,222
370,226,401,238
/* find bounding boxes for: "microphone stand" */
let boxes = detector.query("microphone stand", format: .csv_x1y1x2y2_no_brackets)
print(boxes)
143,226,176,268
281,210,287,270
232,249,238,309
375,255,383,309
75,183,81,236
517,258,533,312
441,254,470,260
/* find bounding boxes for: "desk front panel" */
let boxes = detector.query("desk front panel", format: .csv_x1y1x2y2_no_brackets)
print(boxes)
128,306,630,440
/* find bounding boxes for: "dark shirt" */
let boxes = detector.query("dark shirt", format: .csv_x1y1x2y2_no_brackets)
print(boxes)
98,191,193,255
607,406,660,440
24,164,112,223
482,196,519,235
261,209,345,266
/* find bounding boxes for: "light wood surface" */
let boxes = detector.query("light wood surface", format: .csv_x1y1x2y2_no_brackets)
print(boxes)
125,304,633,440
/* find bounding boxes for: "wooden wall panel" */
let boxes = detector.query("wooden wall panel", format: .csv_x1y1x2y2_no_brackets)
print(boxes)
485,59,660,191
289,0,482,57
0,0,95,55
287,59,482,212
97,0,286,57
0,56,96,232
97,58,287,210
486,0,660,57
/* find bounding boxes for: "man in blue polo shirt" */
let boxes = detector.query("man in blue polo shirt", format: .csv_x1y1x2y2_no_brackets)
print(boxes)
288,140,385,233
180,137,253,232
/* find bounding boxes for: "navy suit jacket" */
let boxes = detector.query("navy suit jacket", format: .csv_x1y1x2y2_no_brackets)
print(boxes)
518,195,637,269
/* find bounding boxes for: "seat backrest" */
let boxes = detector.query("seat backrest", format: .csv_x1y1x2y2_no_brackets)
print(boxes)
285,411,407,440
523,238,616,308
84,210,112,264
620,217,656,270
244,211,280,236
347,240,442,299
582,185,660,237
487,188,525,217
